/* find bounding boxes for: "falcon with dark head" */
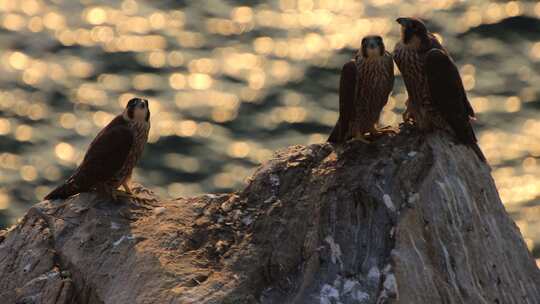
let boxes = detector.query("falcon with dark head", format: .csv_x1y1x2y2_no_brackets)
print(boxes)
328,35,395,144
45,98,151,201
393,17,486,162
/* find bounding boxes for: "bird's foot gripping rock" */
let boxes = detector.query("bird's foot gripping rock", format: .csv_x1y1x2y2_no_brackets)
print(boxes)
350,134,371,144
111,189,157,209
366,126,399,141
373,125,398,135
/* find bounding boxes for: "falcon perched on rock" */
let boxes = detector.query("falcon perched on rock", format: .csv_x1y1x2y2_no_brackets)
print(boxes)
45,98,151,201
328,35,395,144
393,17,486,162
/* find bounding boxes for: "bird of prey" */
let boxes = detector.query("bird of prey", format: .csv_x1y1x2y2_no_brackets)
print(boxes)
393,17,486,162
328,35,395,144
45,98,151,201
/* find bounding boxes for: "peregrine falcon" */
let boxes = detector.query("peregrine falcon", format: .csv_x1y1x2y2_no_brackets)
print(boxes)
45,98,151,200
393,17,486,162
328,35,395,144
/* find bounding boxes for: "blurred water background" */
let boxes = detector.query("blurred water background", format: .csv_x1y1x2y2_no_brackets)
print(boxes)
0,0,539,261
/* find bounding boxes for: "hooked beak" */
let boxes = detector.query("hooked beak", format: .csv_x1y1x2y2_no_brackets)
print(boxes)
139,99,148,109
396,18,408,26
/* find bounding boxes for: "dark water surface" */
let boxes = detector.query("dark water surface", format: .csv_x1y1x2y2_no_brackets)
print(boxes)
0,0,539,261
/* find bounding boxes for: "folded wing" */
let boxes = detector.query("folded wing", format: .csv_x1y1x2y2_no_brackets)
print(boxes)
425,49,485,161
328,60,358,143
73,122,134,190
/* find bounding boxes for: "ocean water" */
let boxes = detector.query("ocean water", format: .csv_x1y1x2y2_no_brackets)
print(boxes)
0,0,539,260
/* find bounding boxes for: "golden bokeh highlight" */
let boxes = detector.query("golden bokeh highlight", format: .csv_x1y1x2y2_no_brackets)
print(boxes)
15,125,33,141
228,142,251,158
505,96,521,113
505,1,521,17
0,192,9,210
9,51,29,70
169,73,186,90
55,143,75,162
188,73,213,90
177,120,197,137
0,119,11,135
85,7,107,25
20,165,38,182
530,42,540,61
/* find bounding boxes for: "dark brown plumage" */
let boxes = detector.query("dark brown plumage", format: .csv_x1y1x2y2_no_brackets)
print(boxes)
45,98,151,200
393,17,486,162
328,36,395,144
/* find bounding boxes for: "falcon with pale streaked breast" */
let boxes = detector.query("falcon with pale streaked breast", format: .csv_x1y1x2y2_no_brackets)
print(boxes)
393,17,486,162
45,98,151,201
328,35,395,144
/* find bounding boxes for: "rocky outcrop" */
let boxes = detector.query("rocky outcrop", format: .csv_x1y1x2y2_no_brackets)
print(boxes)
1,128,538,304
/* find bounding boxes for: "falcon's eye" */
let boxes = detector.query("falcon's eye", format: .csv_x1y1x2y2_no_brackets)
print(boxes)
127,99,137,107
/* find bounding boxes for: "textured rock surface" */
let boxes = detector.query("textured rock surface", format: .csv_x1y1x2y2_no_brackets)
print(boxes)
0,129,538,304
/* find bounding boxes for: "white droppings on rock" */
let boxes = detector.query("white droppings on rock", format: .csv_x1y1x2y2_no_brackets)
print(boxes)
110,222,121,230
264,173,281,203
153,207,166,215
383,273,397,296
408,151,417,157
29,270,59,285
333,275,343,289
353,291,369,301
113,236,126,247
324,236,343,267
407,193,419,204
46,270,59,279
20,295,37,302
378,266,398,301
383,194,396,213
368,266,380,282
113,234,135,247
23,263,32,272
241,215,253,226
269,174,280,188
263,196,276,203
320,284,340,304
342,279,356,294
341,278,369,301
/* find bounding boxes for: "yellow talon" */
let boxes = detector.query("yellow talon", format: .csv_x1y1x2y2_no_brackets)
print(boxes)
111,189,155,208
112,189,133,200
353,135,371,144
122,182,133,194
372,128,397,136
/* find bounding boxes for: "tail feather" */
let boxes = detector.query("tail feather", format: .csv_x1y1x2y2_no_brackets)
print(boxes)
44,182,78,200
470,143,487,163
327,123,340,144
